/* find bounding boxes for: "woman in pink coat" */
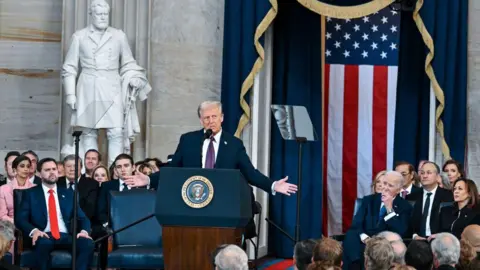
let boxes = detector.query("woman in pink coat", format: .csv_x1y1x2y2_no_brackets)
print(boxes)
0,155,36,223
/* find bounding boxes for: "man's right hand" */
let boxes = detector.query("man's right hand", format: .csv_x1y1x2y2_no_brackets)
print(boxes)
413,235,426,241
32,230,49,245
66,95,76,110
123,172,149,188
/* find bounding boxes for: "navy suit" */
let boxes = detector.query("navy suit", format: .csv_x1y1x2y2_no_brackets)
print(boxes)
15,185,94,270
150,129,274,238
342,193,413,269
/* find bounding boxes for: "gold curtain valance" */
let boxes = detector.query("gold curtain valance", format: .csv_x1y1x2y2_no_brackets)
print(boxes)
296,0,395,19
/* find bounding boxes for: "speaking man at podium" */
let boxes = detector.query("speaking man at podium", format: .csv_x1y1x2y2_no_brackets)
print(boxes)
124,101,298,238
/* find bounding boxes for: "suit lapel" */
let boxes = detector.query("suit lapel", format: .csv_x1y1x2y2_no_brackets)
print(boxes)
215,132,227,168
372,194,382,221
35,187,48,219
57,188,68,218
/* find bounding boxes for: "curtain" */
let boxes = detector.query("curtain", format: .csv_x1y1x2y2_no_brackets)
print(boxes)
268,1,323,258
220,0,276,135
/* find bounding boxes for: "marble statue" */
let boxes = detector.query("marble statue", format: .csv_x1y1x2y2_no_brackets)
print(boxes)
61,0,151,165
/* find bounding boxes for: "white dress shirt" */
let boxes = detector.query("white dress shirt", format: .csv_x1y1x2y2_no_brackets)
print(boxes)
65,177,81,190
30,184,68,237
360,197,398,242
403,183,413,195
119,179,131,191
28,175,36,184
413,185,437,238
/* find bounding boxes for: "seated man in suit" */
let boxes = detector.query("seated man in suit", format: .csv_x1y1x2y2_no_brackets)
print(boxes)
408,161,453,240
15,158,94,270
123,101,298,239
394,161,421,198
342,171,413,269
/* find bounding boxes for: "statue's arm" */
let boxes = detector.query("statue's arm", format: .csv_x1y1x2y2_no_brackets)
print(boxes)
62,34,80,97
119,31,137,70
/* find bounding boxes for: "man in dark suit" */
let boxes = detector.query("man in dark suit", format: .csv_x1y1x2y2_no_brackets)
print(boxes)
342,171,413,269
124,101,298,237
15,158,94,270
56,155,99,224
407,161,453,240
394,161,421,199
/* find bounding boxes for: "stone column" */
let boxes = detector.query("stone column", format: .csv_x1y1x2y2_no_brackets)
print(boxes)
60,0,151,162
147,0,224,160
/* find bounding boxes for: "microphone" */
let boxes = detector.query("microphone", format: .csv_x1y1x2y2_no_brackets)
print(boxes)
204,129,213,140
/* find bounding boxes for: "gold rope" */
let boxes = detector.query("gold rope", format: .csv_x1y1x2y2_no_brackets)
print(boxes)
412,0,451,160
296,0,394,19
235,0,278,138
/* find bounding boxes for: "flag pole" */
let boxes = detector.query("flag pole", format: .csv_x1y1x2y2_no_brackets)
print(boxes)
428,84,436,162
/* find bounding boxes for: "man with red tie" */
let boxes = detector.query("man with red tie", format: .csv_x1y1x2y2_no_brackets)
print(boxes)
15,158,94,270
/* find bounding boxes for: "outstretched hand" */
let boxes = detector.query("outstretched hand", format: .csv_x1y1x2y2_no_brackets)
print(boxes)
123,172,149,188
273,176,298,196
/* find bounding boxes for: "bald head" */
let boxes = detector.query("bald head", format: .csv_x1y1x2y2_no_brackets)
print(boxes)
391,240,407,265
377,231,402,242
462,225,480,251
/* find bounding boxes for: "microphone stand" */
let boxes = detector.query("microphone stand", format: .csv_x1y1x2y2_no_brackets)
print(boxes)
71,131,82,270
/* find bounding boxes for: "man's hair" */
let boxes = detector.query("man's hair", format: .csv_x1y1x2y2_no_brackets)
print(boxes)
12,155,31,170
4,151,20,163
0,220,15,243
293,239,317,270
114,154,134,167
214,244,248,270
385,170,405,188
197,101,223,118
431,233,460,266
21,150,38,160
63,154,83,167
376,231,402,242
405,240,433,270
364,237,394,270
439,172,452,190
391,240,407,265
421,161,441,174
144,157,163,168
37,157,57,172
89,0,110,14
312,237,342,267
85,149,102,162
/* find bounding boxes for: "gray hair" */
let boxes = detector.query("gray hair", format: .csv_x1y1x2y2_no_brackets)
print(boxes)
63,154,82,167
364,236,394,270
0,220,15,242
197,101,223,118
214,244,248,270
431,233,460,266
439,172,452,190
391,240,407,265
89,0,110,14
385,170,405,188
376,231,402,242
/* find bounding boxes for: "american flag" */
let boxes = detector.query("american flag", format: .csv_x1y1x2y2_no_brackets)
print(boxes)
322,7,401,236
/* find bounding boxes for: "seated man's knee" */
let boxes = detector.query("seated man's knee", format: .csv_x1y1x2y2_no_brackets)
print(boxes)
34,237,54,250
77,237,95,251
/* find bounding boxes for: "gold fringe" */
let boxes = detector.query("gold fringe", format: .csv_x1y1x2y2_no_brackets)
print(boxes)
235,0,278,138
412,0,451,160
296,0,395,19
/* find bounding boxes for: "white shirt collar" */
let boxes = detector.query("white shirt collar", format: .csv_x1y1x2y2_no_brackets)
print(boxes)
423,185,438,197
404,183,413,193
42,183,57,194
66,177,81,186
205,129,222,142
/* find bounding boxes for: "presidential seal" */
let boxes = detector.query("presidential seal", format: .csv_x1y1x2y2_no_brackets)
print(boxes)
181,175,214,208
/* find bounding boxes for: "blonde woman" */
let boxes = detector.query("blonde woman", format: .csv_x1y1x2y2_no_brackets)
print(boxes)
92,165,110,186
371,170,386,194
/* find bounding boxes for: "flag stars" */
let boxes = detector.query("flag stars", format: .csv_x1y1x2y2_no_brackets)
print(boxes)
381,51,387,59
326,49,331,57
345,18,351,23
326,17,332,22
390,25,398,33
371,25,378,32
391,10,398,15
362,33,369,40
381,34,388,41
335,24,342,31
381,16,388,24
343,50,350,58
371,42,378,50
353,42,360,49
344,33,351,40
334,41,341,48
326,32,332,39
362,51,369,58
353,24,360,32
362,16,369,23
390,43,397,50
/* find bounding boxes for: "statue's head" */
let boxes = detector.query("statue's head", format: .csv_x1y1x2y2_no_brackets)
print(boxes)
89,0,110,30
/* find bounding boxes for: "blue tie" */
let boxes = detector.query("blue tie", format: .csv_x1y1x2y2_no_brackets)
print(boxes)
379,205,387,222
205,136,216,169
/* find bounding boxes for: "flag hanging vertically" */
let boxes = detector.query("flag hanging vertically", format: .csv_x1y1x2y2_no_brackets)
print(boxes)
323,7,401,236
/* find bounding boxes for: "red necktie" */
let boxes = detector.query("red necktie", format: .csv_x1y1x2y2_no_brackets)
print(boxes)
48,189,60,240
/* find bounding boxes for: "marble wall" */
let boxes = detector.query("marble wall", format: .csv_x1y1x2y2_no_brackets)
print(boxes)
147,0,224,160
0,0,63,172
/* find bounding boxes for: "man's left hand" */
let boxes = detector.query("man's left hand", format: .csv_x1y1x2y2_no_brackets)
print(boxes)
77,230,92,239
273,176,298,196
129,78,145,89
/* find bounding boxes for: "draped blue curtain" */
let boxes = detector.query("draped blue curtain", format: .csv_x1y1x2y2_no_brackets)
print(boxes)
220,0,272,134
394,0,468,166
268,2,323,258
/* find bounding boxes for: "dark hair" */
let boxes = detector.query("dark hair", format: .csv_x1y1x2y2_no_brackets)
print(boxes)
421,161,441,174
12,155,31,169
63,155,82,167
21,150,38,161
405,240,433,270
443,159,465,178
145,158,162,168
395,161,415,173
4,151,20,163
85,149,102,162
37,157,58,172
453,178,479,208
294,239,317,270
312,237,342,267
114,154,134,167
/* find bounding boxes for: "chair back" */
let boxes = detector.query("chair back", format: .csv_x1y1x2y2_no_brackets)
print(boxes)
109,189,162,248
439,201,454,213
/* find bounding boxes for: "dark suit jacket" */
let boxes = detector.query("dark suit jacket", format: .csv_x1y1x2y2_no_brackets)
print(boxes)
150,129,273,192
32,176,42,185
0,261,22,270
439,204,480,239
15,185,91,235
408,187,453,237
411,185,421,194
57,175,99,223
343,193,413,263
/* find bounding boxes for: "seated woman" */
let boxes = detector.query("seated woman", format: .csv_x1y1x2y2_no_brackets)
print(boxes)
0,155,36,223
431,178,480,240
442,159,464,190
371,170,386,194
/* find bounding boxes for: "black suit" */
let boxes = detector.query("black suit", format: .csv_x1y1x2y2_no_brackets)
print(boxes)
408,187,453,237
439,204,480,239
32,175,42,185
0,261,22,270
57,175,99,223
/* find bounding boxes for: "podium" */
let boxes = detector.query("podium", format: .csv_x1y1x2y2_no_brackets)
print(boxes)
155,167,253,270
